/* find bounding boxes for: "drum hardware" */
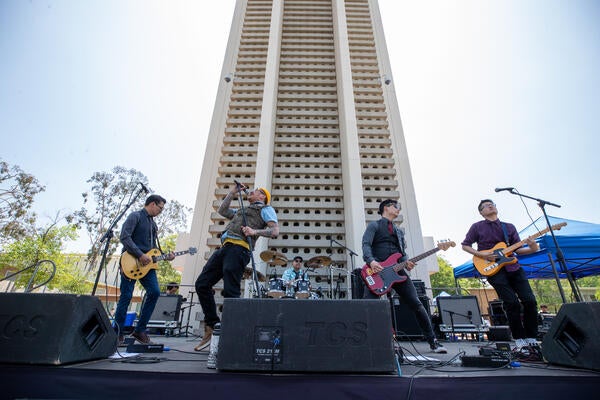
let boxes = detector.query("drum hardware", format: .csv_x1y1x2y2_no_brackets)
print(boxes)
243,267,266,282
259,250,287,265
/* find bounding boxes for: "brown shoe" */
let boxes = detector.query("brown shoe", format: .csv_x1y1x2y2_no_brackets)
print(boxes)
194,325,213,352
131,331,155,344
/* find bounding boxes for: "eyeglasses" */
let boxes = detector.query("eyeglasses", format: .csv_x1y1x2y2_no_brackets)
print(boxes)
480,203,496,210
155,203,165,211
387,203,400,209
293,259,302,263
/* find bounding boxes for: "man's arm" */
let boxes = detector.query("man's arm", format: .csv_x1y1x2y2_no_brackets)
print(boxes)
120,213,143,258
242,220,279,238
218,191,237,219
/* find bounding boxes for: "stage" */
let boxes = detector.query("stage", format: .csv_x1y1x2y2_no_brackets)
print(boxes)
2,335,599,399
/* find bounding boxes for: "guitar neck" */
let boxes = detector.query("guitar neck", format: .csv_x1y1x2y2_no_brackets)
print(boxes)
154,250,188,262
503,224,557,254
394,247,441,272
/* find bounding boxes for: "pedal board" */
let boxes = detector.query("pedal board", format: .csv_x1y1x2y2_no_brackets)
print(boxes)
126,343,164,353
461,355,510,368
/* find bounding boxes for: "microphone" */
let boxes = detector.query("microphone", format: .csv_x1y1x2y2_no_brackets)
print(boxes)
139,182,150,194
494,187,514,193
233,180,248,194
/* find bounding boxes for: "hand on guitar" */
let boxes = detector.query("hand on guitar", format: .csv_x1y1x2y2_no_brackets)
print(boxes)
477,251,498,262
164,251,175,261
139,253,153,266
370,259,415,273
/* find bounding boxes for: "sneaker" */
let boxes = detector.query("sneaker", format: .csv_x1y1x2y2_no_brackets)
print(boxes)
525,338,538,346
430,341,447,354
194,325,214,352
131,331,154,344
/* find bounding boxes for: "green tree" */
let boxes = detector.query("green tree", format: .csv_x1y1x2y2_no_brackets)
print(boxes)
0,222,84,292
0,159,45,246
430,256,457,297
74,166,192,280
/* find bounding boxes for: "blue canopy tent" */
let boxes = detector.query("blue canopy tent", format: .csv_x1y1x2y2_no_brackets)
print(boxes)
454,216,600,281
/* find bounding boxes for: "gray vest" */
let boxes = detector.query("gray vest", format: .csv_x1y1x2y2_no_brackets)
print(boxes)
225,203,268,242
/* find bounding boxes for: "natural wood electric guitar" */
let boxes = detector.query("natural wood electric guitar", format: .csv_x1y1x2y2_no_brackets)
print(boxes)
472,222,567,276
361,241,455,296
121,247,197,279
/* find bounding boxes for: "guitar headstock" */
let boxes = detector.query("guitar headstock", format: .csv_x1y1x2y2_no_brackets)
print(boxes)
189,247,198,255
552,222,567,231
437,240,456,251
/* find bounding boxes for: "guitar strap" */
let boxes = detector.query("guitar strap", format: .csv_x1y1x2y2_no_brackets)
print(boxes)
500,222,511,246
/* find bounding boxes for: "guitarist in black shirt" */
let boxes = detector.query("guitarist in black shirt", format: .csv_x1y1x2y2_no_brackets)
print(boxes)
362,199,446,353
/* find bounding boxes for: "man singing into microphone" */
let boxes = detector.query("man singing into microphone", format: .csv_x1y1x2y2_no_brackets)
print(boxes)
194,183,278,351
462,199,539,348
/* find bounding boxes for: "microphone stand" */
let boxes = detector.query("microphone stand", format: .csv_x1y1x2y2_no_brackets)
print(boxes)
504,189,580,302
329,238,357,299
234,181,262,298
91,185,147,296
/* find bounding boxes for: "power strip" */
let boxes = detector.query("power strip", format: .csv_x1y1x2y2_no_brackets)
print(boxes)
461,355,510,368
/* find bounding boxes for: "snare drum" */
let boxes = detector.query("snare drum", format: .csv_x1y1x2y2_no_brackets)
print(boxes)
267,278,285,298
294,279,310,299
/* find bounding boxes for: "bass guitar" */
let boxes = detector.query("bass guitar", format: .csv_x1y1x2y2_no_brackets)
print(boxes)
121,247,197,280
361,241,455,296
473,222,567,276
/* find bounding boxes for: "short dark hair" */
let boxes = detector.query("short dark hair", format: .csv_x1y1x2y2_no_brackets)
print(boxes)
145,194,167,206
378,199,398,215
478,199,494,212
293,256,303,262
166,282,179,291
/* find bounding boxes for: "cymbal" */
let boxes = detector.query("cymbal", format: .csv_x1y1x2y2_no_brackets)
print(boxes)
243,267,266,282
305,256,331,268
260,250,287,265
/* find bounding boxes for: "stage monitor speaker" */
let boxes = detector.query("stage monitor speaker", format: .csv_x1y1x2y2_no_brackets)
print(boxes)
0,293,117,365
542,302,600,371
437,295,483,327
217,299,395,373
146,294,183,322
390,294,430,340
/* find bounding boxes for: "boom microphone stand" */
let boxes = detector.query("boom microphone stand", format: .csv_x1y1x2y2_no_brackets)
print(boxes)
502,188,580,302
91,183,147,296
234,181,263,298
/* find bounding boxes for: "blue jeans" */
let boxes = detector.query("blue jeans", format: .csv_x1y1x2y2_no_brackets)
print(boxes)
114,269,160,333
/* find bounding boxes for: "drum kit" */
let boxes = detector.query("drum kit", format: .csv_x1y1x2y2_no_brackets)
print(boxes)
258,250,332,300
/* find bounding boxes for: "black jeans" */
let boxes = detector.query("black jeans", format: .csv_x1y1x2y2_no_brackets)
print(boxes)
488,267,538,339
363,273,435,344
195,244,250,328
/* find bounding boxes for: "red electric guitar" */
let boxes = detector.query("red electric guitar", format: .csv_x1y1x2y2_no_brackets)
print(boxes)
361,241,455,296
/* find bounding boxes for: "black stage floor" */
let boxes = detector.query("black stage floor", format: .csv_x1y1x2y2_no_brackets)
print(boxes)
3,334,599,399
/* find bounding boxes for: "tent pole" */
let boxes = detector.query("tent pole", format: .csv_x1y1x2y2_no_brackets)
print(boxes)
547,253,567,304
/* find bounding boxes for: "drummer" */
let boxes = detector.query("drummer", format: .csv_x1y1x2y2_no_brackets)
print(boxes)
282,256,308,297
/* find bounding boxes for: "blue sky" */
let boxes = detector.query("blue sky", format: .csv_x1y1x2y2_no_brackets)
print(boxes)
1,0,599,266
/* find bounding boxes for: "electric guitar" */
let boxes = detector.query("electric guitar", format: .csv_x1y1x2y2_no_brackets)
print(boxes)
361,241,455,296
472,222,567,276
121,247,197,279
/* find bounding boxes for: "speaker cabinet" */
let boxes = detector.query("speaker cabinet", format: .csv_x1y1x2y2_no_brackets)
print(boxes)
542,302,600,371
0,293,117,365
217,299,395,373
146,294,183,322
390,294,430,339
